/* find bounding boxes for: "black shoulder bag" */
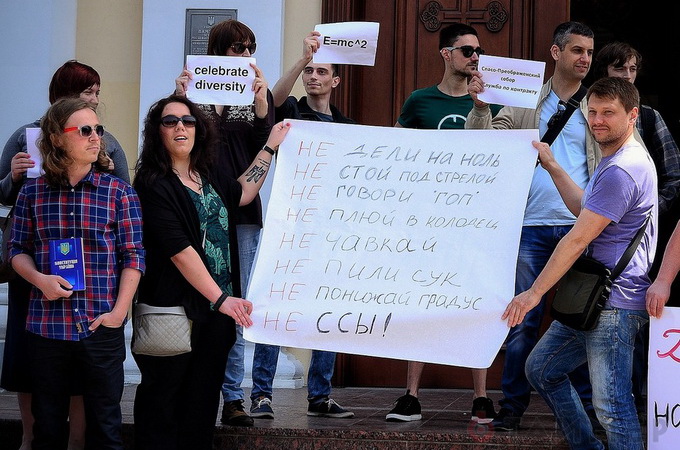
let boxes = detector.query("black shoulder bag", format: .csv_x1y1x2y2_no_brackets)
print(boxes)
550,215,650,331
541,85,588,145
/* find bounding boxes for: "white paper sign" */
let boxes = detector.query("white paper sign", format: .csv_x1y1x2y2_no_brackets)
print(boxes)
244,121,539,368
25,127,44,178
313,21,380,66
648,306,680,449
477,55,545,109
185,55,255,106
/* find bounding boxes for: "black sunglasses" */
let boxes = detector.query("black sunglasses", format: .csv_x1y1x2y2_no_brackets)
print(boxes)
230,41,257,54
161,115,197,128
443,45,485,58
63,124,105,137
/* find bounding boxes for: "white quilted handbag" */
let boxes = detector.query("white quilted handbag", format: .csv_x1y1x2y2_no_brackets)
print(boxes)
132,303,192,357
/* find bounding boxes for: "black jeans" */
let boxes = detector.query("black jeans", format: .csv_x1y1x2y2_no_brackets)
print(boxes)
29,326,126,450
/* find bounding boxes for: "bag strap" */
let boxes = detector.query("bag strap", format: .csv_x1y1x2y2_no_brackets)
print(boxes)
610,214,651,280
541,85,588,145
639,104,656,151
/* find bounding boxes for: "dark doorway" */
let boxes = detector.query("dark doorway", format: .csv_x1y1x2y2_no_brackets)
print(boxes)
572,0,680,140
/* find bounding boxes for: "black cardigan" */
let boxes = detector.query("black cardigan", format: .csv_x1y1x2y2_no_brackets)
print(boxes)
134,173,242,322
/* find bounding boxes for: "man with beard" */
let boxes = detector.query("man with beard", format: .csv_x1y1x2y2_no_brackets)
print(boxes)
385,22,501,424
513,76,655,450
466,21,600,431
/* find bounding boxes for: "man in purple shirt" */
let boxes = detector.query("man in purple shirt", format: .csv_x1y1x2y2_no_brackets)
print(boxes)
9,97,144,449
503,77,655,449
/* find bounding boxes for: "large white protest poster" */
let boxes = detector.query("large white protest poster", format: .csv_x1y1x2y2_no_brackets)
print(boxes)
244,121,538,368
648,306,680,449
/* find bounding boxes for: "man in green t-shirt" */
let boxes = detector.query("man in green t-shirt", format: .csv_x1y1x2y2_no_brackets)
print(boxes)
386,22,501,424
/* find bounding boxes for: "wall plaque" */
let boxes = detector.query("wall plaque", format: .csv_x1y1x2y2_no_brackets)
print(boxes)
184,9,237,58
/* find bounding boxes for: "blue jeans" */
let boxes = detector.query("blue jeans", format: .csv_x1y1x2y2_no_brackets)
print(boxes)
526,309,647,450
500,225,592,415
251,345,336,402
221,224,260,402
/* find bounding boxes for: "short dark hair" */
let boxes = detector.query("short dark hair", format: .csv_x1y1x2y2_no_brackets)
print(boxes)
39,97,109,187
207,19,256,56
592,41,642,80
48,60,101,104
587,76,640,113
135,95,217,186
552,21,594,50
438,22,478,50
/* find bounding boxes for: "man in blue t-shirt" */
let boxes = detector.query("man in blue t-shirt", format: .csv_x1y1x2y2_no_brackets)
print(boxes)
466,21,599,431
506,77,656,450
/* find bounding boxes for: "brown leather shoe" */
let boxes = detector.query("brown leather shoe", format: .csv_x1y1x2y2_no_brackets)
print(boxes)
221,399,254,426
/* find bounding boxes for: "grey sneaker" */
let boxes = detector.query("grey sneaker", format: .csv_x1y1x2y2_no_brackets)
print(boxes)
307,398,355,418
250,396,274,419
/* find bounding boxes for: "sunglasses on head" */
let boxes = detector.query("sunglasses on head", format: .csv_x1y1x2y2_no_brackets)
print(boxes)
63,124,104,137
230,41,257,54
161,115,197,128
443,45,485,58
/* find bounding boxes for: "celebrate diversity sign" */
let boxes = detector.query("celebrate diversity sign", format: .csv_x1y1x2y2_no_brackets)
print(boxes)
245,121,538,368
185,55,256,105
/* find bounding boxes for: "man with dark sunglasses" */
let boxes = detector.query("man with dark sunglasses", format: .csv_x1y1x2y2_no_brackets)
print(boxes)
465,21,602,432
244,30,355,422
385,22,502,425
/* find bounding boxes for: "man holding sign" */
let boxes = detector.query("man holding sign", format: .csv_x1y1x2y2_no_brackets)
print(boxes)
466,21,600,432
245,30,355,420
511,77,655,450
386,22,501,424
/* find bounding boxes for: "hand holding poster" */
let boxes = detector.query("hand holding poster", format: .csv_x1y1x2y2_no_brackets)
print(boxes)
185,55,256,106
313,22,380,66
244,121,538,368
477,55,545,109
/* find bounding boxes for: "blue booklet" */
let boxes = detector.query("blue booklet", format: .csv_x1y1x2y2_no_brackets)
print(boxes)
49,237,86,291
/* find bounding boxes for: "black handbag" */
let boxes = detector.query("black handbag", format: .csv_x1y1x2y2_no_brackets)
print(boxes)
0,205,17,283
550,215,650,331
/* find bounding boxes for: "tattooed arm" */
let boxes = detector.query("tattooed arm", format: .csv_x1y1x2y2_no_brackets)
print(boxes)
238,121,291,206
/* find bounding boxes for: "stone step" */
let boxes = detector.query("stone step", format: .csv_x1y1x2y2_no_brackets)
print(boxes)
0,387,575,449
